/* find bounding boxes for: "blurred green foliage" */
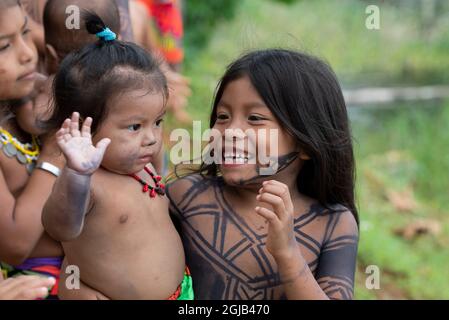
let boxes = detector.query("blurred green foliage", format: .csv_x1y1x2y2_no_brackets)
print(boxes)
184,0,301,55
183,0,449,86
184,0,239,55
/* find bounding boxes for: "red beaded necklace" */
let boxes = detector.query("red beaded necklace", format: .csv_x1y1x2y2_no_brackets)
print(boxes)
129,167,165,198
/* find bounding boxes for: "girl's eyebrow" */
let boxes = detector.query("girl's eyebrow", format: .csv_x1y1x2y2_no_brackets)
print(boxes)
243,102,267,109
218,100,267,109
217,100,231,108
0,16,28,40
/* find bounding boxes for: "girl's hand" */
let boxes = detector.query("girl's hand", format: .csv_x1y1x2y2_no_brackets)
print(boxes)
0,275,56,300
255,180,298,260
56,112,110,175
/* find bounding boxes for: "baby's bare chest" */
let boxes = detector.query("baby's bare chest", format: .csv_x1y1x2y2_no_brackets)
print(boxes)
83,176,170,236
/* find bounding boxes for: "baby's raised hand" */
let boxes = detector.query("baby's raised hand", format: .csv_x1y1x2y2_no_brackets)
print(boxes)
56,112,111,175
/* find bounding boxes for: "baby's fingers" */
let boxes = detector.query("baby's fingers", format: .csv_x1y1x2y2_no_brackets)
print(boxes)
55,129,65,147
95,138,111,157
56,119,71,145
81,117,93,138
59,118,70,132
69,112,81,137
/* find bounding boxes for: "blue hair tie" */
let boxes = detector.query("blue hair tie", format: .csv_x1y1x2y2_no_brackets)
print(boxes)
96,27,116,42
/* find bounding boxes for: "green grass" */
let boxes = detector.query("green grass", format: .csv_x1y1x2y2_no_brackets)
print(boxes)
352,104,449,299
177,0,449,299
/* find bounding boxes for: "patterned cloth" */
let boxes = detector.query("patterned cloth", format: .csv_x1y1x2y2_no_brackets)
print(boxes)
167,267,194,300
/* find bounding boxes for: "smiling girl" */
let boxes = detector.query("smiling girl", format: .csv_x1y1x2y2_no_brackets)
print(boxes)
167,49,359,300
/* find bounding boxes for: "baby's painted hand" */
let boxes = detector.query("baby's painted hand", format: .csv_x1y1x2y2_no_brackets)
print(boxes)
56,112,110,175
255,180,298,260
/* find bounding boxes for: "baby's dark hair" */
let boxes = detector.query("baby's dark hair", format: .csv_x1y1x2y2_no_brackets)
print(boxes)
45,12,168,134
204,49,358,224
43,0,120,57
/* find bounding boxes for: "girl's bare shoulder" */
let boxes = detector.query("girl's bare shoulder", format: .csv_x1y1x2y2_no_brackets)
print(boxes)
166,173,223,207
295,200,359,247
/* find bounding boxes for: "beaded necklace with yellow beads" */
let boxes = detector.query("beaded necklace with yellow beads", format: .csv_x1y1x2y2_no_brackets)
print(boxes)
0,127,40,174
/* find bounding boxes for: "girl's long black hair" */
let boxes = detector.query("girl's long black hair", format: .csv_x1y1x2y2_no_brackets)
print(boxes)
44,11,167,134
201,49,358,225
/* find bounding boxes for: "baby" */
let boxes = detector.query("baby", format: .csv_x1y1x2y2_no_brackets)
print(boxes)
42,12,192,300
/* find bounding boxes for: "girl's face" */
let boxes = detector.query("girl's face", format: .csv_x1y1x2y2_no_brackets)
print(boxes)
0,5,38,100
93,89,166,174
14,75,51,135
213,75,302,187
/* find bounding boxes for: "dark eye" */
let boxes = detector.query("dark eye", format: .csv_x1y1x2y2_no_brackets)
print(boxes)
0,44,10,52
155,118,164,127
22,29,31,36
248,115,266,121
216,113,229,120
127,124,141,131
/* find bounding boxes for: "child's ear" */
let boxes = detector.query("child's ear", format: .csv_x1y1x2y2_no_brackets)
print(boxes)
299,151,311,160
296,146,311,160
45,44,59,75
